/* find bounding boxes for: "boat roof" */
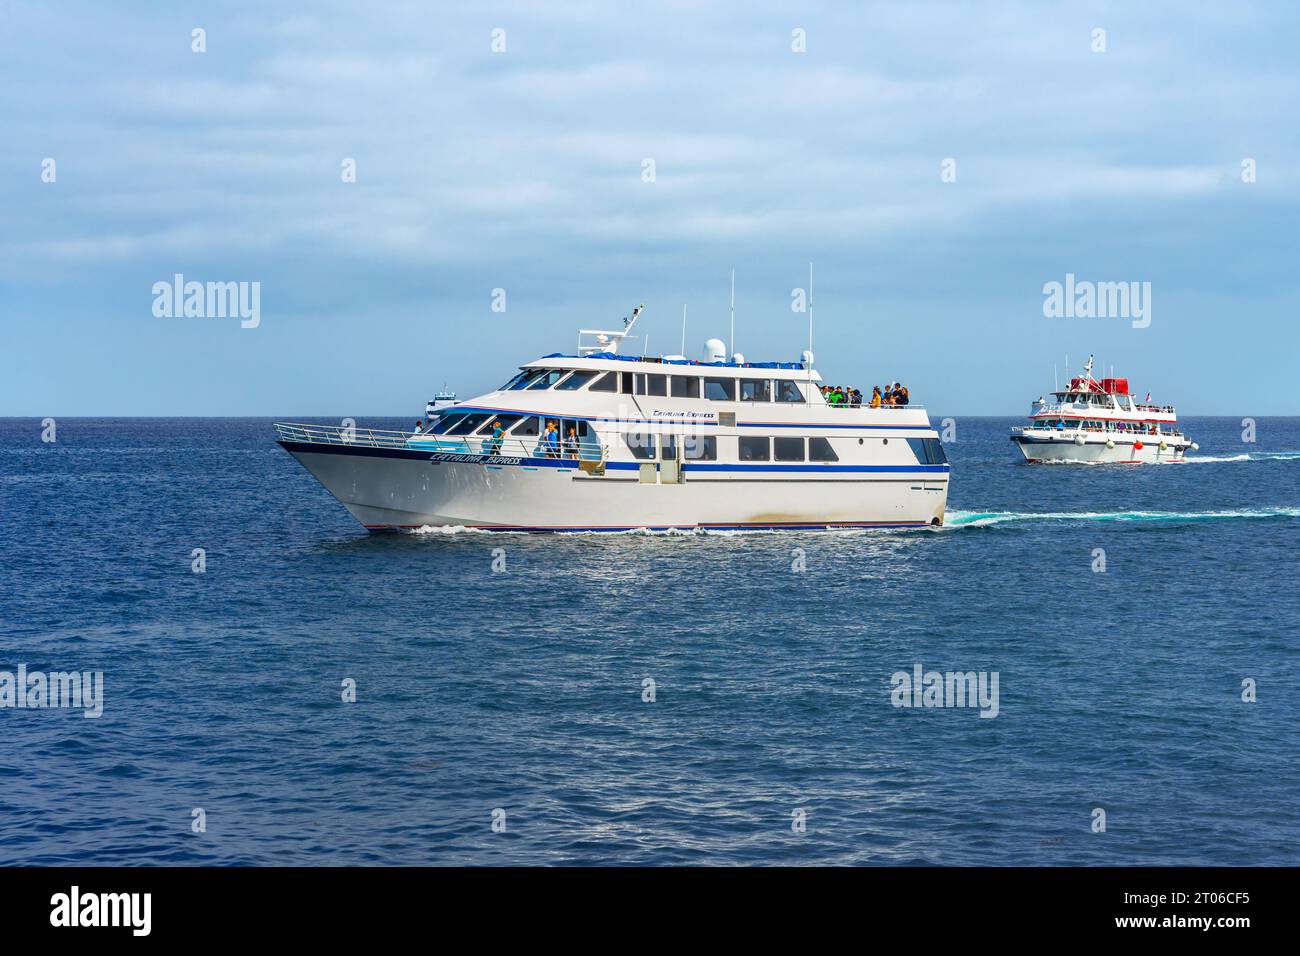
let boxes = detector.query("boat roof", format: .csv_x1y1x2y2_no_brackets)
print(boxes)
522,352,820,381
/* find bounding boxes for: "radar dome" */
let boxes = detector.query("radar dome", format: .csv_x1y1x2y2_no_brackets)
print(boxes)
703,338,727,363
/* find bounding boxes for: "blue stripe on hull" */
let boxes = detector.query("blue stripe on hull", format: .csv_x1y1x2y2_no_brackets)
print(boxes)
281,440,949,475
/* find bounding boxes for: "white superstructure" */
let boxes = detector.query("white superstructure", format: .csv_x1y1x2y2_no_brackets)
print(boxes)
277,307,950,531
425,386,458,418
1010,356,1197,464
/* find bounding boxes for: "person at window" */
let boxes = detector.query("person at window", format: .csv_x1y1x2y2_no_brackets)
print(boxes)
563,425,579,458
541,421,560,458
487,420,505,454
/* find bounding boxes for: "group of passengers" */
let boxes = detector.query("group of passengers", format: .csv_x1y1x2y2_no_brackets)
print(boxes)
873,383,909,406
536,420,583,459
820,382,910,408
821,385,862,407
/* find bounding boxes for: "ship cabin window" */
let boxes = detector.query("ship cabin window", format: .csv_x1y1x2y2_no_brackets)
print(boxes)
556,370,598,391
475,414,523,434
428,411,467,434
660,435,677,459
740,379,771,402
636,373,668,397
906,437,948,465
683,435,717,460
774,380,805,403
808,436,838,461
773,437,805,462
739,436,770,461
526,369,569,390
500,370,531,390
625,432,656,460
704,377,736,401
509,369,548,390
446,413,492,436
671,375,701,399
620,372,634,394
511,417,541,437
589,371,618,392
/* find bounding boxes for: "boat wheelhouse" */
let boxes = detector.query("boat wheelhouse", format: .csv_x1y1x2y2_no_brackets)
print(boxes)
276,307,950,531
1010,356,1197,464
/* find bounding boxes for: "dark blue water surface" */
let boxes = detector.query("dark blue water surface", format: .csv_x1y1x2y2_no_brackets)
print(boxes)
1,416,1297,865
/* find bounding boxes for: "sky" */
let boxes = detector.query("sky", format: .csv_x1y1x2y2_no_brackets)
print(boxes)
2,1,1298,416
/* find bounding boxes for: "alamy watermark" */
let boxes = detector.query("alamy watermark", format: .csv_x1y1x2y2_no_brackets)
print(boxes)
890,664,999,718
1042,273,1150,328
1,664,103,718
152,274,261,328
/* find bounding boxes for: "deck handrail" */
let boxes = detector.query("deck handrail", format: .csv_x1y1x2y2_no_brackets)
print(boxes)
1035,401,1175,415
274,422,607,461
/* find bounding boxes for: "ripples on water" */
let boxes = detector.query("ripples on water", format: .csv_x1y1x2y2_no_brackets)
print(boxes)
1,417,1297,865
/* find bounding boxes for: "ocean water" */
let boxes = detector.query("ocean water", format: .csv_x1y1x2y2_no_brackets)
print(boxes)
1,416,1297,866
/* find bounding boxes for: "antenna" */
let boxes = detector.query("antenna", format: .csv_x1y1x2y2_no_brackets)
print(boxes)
728,268,735,357
807,260,814,404
579,303,643,356
680,304,687,357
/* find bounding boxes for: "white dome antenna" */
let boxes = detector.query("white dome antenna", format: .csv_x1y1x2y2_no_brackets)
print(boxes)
704,338,726,363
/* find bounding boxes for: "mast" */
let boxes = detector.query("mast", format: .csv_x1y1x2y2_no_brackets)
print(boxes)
807,260,814,404
728,269,735,357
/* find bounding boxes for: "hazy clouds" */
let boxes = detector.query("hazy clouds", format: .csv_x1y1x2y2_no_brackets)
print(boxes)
2,1,1297,414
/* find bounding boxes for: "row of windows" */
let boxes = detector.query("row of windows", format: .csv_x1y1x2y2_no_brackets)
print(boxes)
427,411,592,439
430,411,946,466
501,368,805,402
1037,419,1164,434
625,434,840,463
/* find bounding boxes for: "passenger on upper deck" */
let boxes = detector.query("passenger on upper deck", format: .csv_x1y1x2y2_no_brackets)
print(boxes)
540,421,560,458
870,386,882,407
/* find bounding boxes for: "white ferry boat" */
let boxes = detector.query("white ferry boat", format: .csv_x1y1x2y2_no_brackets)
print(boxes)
425,386,458,419
276,307,950,531
1010,356,1197,464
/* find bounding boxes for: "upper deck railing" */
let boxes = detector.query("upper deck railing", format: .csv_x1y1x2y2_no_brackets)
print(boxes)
1034,401,1175,417
275,422,606,462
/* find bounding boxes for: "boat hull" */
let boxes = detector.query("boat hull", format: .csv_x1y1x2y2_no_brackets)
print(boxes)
1011,433,1191,464
280,441,949,531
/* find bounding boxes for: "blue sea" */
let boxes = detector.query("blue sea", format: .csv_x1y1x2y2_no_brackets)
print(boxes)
1,416,1297,865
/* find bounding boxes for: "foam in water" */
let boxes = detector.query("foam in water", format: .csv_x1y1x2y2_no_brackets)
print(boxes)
943,507,1300,528
1185,451,1300,464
